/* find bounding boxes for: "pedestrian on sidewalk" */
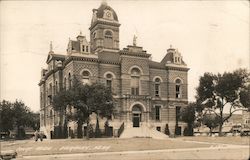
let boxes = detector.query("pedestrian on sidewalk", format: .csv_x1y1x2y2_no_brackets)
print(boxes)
34,130,39,141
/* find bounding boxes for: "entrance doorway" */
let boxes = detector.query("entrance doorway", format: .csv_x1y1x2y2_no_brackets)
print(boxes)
133,114,140,127
132,105,142,127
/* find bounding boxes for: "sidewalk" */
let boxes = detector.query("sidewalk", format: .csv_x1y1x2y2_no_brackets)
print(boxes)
18,144,249,160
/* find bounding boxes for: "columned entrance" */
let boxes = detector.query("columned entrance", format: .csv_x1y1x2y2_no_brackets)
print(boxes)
132,105,142,127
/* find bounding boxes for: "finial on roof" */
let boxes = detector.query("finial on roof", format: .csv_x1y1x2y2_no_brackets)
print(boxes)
170,44,172,48
101,0,108,5
80,31,82,36
49,41,54,54
133,35,137,46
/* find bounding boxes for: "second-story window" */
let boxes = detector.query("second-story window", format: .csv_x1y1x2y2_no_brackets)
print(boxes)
175,79,182,98
82,45,85,52
105,73,113,91
82,70,90,85
154,78,161,97
131,68,140,95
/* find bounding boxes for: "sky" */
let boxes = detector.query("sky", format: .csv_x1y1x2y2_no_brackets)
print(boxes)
0,0,249,112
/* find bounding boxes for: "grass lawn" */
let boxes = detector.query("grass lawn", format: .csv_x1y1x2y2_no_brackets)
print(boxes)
1,138,212,156
178,136,250,145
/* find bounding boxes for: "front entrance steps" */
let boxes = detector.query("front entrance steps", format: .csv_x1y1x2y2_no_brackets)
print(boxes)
119,124,169,139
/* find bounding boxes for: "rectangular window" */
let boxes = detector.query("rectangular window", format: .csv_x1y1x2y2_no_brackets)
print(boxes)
155,105,160,121
82,45,85,52
106,80,112,90
86,46,89,52
155,84,160,97
131,76,139,95
176,85,181,98
131,87,139,95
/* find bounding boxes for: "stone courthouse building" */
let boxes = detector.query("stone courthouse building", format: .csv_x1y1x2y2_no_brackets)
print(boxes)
39,2,189,139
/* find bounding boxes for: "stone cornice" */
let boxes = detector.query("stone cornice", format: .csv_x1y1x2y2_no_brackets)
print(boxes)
120,51,151,58
64,56,99,66
166,65,190,71
89,19,121,30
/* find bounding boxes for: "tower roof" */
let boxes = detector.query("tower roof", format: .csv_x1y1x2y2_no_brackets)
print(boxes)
95,2,118,21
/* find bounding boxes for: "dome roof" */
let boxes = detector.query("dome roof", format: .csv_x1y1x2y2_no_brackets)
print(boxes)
95,2,118,21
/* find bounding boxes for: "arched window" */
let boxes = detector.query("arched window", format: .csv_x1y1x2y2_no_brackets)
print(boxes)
175,79,182,98
154,78,161,97
105,73,113,90
82,70,90,84
104,30,113,39
131,68,140,95
68,73,72,89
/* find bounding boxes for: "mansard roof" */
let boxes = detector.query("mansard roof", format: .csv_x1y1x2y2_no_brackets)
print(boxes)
71,41,81,52
161,49,186,65
95,2,118,21
149,61,165,69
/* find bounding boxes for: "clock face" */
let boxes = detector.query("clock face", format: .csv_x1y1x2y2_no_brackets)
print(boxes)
106,12,111,17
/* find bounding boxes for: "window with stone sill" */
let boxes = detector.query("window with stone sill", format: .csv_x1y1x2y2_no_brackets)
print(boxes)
82,45,85,52
155,105,161,121
105,73,113,91
104,30,113,39
131,68,140,95
154,78,161,97
175,79,182,98
82,70,90,85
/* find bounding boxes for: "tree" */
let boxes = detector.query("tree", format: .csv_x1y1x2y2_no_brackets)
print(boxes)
52,79,114,139
180,103,196,136
239,84,250,110
0,100,14,134
0,100,39,139
202,114,220,136
196,69,250,136
53,89,75,138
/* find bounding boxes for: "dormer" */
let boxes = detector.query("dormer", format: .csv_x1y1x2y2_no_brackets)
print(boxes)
161,45,187,66
67,32,90,55
173,49,182,64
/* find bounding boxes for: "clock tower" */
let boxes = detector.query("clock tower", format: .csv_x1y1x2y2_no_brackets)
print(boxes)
89,2,120,53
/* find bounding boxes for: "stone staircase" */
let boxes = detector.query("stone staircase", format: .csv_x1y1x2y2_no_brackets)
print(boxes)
119,124,169,139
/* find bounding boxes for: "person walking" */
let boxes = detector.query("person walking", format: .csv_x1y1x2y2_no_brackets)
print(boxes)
34,130,39,141
39,131,43,141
